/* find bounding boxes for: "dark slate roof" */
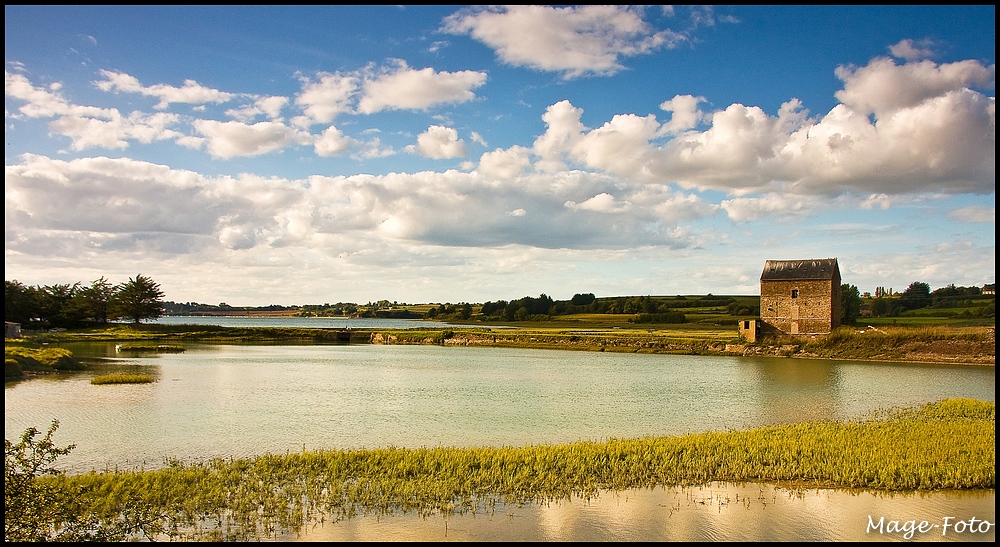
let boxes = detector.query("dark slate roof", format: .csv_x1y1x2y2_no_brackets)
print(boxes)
760,258,840,281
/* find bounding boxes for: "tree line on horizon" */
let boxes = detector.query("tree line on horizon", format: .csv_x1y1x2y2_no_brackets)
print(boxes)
5,275,165,330
5,276,992,331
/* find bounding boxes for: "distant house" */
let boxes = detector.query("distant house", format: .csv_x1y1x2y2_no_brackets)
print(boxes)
5,321,21,338
759,258,842,336
984,284,995,296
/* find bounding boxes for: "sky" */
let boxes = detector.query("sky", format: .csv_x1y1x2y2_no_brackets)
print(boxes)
5,5,996,306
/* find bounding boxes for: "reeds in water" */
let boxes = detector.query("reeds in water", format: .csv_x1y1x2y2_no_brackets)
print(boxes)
90,373,155,385
42,398,994,541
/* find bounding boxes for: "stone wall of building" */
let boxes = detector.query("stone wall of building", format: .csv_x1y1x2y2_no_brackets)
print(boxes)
760,279,840,334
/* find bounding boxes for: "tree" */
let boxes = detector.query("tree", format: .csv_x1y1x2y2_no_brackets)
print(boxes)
79,276,116,324
840,284,862,325
5,280,38,325
898,281,931,311
113,274,165,324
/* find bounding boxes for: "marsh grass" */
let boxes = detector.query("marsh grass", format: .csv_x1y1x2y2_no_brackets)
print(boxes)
90,373,155,385
115,344,185,352
5,346,83,378
41,398,995,541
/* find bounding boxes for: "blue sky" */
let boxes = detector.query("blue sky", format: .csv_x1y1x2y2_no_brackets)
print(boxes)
5,5,995,306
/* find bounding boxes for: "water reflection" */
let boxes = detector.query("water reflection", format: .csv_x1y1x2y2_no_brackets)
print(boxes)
5,345,995,475
740,357,841,425
280,484,995,542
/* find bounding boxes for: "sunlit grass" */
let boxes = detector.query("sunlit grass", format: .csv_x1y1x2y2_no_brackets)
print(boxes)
43,398,995,541
114,344,185,352
5,346,83,378
90,373,155,385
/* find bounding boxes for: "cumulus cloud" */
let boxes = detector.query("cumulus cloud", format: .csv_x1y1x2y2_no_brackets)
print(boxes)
441,5,685,78
95,69,235,109
49,111,181,151
658,94,705,135
476,146,531,179
408,125,467,159
565,192,630,213
889,39,937,62
6,71,181,150
190,120,300,158
226,96,289,122
523,56,994,198
313,125,354,157
356,60,486,114
6,154,710,259
532,100,587,171
294,71,358,125
833,57,994,117
6,70,115,119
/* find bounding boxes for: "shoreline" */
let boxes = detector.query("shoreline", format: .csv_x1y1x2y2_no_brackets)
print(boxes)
22,323,996,367
368,326,996,366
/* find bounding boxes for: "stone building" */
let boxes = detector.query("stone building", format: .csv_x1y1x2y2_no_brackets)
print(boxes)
759,258,842,335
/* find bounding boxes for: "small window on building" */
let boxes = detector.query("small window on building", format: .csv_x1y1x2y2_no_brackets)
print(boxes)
743,320,750,329
791,289,799,298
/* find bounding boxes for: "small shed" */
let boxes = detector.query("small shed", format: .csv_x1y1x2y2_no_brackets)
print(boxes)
5,321,22,338
759,258,842,335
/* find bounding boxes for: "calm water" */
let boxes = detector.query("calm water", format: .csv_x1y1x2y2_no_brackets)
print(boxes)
5,343,995,541
149,315,471,329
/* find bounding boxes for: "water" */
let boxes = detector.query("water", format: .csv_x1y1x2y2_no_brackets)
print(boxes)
148,315,474,329
5,343,995,541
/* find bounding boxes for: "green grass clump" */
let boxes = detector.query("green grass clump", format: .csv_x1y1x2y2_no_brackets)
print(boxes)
4,346,83,377
115,344,185,352
90,373,155,385
35,398,995,541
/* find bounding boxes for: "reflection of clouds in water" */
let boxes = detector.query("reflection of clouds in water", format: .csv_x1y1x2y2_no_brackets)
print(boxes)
281,484,996,542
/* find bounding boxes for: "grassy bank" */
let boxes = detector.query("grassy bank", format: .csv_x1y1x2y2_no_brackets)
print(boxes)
33,322,995,365
373,325,995,364
21,398,994,541
5,343,85,380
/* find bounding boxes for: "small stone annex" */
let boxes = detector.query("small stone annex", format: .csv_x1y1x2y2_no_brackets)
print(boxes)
741,258,842,341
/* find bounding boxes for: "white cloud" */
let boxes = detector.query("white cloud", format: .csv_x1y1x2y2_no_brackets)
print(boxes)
441,5,685,78
6,71,180,150
532,100,587,171
313,125,354,157
191,120,299,158
570,113,660,175
720,194,817,222
96,69,235,109
948,205,995,223
658,94,705,135
564,192,630,213
833,57,994,117
226,96,289,122
6,70,115,119
408,125,467,159
889,39,937,62
525,55,994,198
476,146,531,179
470,131,487,146
294,71,358,125
356,60,486,114
49,111,181,151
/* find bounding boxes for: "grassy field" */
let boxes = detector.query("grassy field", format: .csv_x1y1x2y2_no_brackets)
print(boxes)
27,398,995,541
